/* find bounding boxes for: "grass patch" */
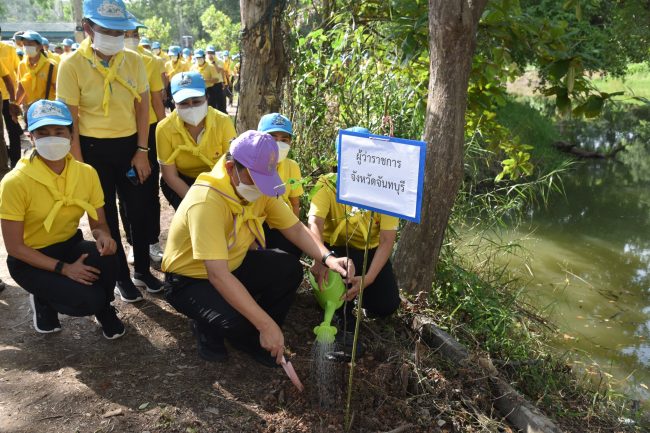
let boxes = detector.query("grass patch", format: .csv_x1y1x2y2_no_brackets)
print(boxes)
591,62,650,102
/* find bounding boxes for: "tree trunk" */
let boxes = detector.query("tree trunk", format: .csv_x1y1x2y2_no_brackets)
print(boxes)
394,0,488,294
237,0,288,133
72,0,83,43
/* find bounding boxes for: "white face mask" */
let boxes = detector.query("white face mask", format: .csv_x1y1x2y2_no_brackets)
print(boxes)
92,31,124,56
24,46,39,58
177,101,208,127
235,168,262,203
153,49,161,55
197,58,205,65
276,141,290,162
34,136,71,161
124,37,139,50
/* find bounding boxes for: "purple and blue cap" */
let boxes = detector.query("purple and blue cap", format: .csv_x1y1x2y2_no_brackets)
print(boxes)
170,71,206,103
27,100,73,132
230,130,286,197
83,0,135,31
258,113,293,136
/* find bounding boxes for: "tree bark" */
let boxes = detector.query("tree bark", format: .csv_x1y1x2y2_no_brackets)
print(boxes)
237,0,288,133
72,0,83,43
394,0,488,294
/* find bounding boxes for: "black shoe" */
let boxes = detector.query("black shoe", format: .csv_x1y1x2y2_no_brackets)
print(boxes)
29,294,61,333
190,321,228,362
325,330,364,363
114,280,144,303
96,306,126,340
133,271,163,294
228,337,279,368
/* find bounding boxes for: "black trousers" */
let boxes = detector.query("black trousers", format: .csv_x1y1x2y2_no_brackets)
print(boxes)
7,230,117,317
164,249,303,347
263,222,302,258
2,100,23,167
207,84,227,114
80,134,150,279
329,245,400,320
160,172,195,210
119,123,161,245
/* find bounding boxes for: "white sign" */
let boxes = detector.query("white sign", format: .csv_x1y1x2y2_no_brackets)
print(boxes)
336,130,426,223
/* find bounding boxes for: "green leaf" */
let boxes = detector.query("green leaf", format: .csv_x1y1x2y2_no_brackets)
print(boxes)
138,402,149,410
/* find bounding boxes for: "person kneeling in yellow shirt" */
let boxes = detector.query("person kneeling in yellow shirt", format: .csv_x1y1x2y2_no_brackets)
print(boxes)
0,100,124,338
308,126,401,360
156,71,236,209
162,130,357,367
257,113,303,257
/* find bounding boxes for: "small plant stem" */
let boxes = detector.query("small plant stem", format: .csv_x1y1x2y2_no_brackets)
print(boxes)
344,211,374,432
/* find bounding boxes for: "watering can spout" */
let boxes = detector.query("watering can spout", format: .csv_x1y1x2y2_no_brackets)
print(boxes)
309,270,346,343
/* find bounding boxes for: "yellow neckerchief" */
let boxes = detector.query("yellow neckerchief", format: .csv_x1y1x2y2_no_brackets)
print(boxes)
16,154,98,232
167,111,215,168
77,37,141,116
20,55,50,94
318,174,375,245
193,157,266,250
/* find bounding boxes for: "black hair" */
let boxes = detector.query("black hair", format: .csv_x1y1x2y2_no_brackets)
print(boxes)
225,152,246,171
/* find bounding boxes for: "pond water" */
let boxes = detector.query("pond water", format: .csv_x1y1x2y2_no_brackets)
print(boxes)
470,157,650,407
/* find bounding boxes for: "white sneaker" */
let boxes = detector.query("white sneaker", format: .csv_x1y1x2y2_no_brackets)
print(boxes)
149,243,164,263
126,247,135,265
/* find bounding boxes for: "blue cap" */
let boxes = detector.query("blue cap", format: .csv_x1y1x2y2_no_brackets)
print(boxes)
206,45,216,53
151,41,160,49
71,43,80,50
18,30,44,45
182,47,191,56
41,37,50,45
168,45,180,56
16,49,24,56
27,100,73,132
127,12,146,29
83,0,135,31
62,38,74,47
170,71,206,103
139,37,151,46
258,113,293,136
345,126,370,134
193,49,205,58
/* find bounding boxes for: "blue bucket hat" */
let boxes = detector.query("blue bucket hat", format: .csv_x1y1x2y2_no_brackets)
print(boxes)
62,38,74,47
258,113,293,136
18,30,44,45
193,49,205,58
139,37,151,46
206,45,216,53
151,41,161,49
171,72,206,103
27,100,73,132
83,0,135,31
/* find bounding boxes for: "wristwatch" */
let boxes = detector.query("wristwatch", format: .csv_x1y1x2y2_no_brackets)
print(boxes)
321,250,337,267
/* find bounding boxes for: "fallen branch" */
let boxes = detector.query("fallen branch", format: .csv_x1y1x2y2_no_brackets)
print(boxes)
411,314,563,433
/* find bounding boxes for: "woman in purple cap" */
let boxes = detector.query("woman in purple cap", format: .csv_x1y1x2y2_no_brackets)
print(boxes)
0,99,123,338
57,0,162,302
161,130,358,367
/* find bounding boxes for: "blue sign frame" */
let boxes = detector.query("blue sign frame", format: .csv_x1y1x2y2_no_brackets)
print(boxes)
335,130,426,224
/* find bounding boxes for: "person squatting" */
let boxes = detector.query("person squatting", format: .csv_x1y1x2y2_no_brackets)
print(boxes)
0,0,400,368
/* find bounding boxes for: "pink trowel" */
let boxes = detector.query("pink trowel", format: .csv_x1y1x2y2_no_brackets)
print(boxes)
281,356,304,392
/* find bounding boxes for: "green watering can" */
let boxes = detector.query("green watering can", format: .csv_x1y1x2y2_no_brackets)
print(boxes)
309,269,345,344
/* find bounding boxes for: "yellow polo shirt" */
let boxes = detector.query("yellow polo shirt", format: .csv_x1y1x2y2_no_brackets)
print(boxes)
56,47,149,138
208,58,225,83
0,155,104,249
0,42,19,101
156,107,236,178
191,61,219,87
165,58,188,79
162,161,299,278
308,175,399,250
136,46,164,124
277,158,303,207
17,55,58,104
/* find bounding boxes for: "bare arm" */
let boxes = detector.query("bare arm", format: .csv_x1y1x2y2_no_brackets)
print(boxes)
307,215,330,288
66,104,83,161
289,196,300,218
87,207,117,256
132,91,151,183
205,259,285,364
160,164,191,198
151,90,166,123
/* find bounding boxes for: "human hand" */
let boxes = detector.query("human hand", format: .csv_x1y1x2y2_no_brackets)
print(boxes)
343,274,374,301
131,151,151,183
96,233,117,256
325,256,356,285
259,321,285,365
310,261,330,290
61,253,100,285
8,102,21,124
